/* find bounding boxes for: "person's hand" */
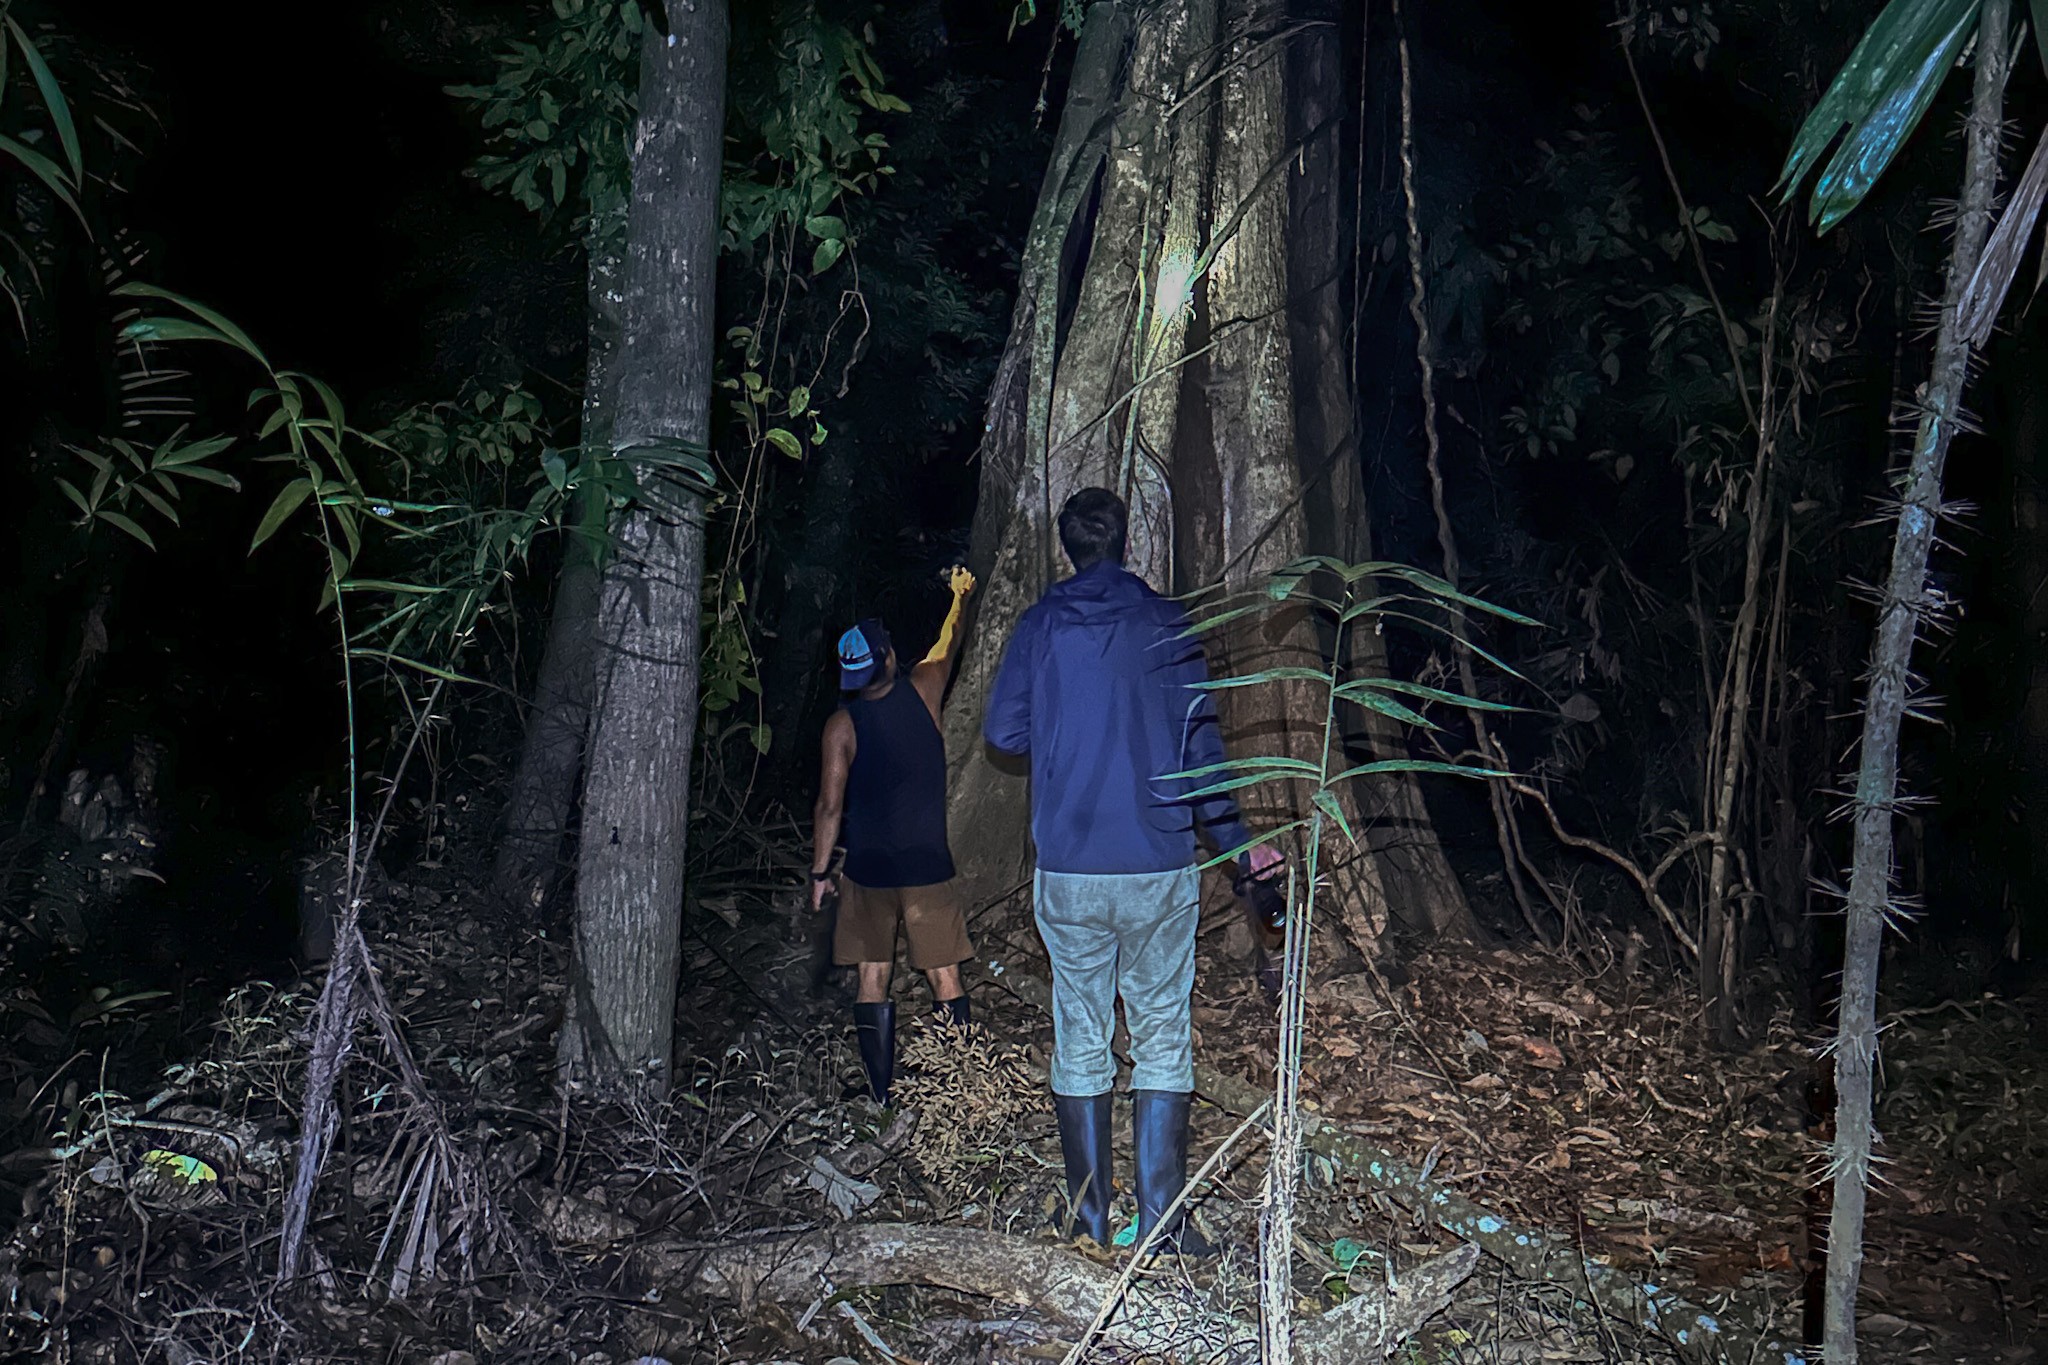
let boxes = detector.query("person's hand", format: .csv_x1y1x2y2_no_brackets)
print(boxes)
1241,842,1283,882
810,874,835,913
948,565,977,599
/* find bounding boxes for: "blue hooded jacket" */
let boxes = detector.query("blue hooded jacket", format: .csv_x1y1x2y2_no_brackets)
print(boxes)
983,561,1252,875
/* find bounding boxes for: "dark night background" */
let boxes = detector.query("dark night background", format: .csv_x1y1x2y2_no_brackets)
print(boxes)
2,0,2045,1358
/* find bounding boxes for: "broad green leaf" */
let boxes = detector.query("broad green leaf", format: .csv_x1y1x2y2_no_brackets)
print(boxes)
251,477,314,551
764,427,804,458
6,17,82,184
786,384,811,415
813,236,846,274
97,510,157,550
804,214,846,241
141,1150,217,1185
1776,0,1978,233
120,317,234,349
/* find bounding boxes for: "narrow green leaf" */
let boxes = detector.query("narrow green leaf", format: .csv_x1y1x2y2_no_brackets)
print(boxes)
0,133,83,221
53,476,90,517
113,282,272,367
1335,689,1438,730
1181,772,1305,800
154,434,236,468
167,464,241,491
1189,667,1332,691
1330,759,1507,784
1159,756,1323,781
250,477,314,551
6,17,82,184
1313,789,1357,845
96,509,157,551
1777,0,1979,232
131,482,180,525
1199,819,1308,872
1336,677,1522,713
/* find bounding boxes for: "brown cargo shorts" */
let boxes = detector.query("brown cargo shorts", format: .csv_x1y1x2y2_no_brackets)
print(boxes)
832,877,973,970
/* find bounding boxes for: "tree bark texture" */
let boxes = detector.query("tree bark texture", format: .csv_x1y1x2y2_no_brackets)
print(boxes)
558,5,727,1096
942,1,1136,911
492,208,626,915
1825,1,2008,1359
1286,12,1473,940
943,0,1470,960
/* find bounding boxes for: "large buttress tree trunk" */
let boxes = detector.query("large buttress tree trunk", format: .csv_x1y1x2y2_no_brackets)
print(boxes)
492,208,625,914
1825,1,2008,1357
1286,13,1471,939
945,0,1472,954
558,4,727,1095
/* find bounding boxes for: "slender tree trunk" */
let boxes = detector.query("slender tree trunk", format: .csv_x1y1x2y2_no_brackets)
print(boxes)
558,3,727,1096
1826,1,2008,1356
492,209,625,914
1288,9,1472,941
942,1,1135,911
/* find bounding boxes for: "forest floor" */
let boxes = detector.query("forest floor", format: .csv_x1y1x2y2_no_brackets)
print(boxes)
0,814,2042,1364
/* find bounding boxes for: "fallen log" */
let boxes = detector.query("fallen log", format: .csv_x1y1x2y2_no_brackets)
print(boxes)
666,1223,1475,1364
543,1197,1474,1363
994,970,1806,1365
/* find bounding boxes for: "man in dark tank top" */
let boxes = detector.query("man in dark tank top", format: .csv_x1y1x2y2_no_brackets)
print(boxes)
809,569,978,1106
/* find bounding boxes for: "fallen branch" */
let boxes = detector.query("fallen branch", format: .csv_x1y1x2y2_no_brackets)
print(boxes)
1504,778,1706,959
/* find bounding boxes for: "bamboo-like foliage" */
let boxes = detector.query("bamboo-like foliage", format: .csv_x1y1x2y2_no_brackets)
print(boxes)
1167,556,1530,1360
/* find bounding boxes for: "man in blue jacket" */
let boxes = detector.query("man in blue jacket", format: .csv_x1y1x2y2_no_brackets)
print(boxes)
984,487,1280,1253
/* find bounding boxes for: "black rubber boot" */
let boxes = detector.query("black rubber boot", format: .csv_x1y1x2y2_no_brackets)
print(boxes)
1052,1091,1114,1244
935,995,971,1028
851,1001,895,1105
1134,1089,1214,1256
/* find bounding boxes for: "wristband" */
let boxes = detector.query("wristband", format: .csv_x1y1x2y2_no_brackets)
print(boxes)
810,870,836,884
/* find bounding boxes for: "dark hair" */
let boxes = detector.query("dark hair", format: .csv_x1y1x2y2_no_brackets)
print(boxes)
1057,487,1128,570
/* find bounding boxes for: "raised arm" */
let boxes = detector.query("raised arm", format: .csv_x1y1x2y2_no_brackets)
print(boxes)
810,711,855,910
910,566,977,718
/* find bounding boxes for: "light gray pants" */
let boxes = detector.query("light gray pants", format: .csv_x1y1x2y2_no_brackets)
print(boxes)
1034,866,1200,1097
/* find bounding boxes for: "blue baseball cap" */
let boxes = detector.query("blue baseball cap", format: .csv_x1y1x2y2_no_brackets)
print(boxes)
838,618,892,691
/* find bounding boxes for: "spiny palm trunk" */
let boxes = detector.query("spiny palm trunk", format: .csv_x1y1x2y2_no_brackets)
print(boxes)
1826,0,2008,1356
492,212,623,915
558,2,727,1096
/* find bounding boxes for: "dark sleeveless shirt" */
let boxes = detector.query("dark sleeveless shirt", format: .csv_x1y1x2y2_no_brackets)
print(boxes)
841,680,955,888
